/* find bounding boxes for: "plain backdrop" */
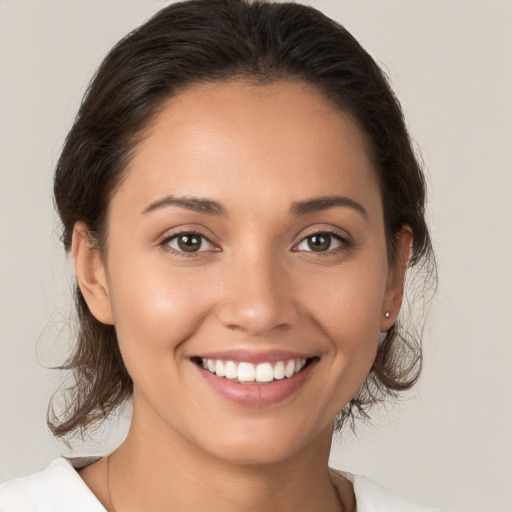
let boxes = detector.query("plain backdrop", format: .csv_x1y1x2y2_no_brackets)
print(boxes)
1,1,511,511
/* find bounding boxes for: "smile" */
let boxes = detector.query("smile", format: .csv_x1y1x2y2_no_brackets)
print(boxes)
192,351,318,406
198,358,308,383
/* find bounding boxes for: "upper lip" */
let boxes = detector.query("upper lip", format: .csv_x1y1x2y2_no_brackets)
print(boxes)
192,348,314,364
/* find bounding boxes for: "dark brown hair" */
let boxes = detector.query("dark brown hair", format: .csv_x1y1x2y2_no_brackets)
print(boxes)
49,0,435,439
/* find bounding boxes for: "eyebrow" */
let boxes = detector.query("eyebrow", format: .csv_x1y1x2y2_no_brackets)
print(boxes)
142,194,367,218
142,196,227,216
290,195,368,218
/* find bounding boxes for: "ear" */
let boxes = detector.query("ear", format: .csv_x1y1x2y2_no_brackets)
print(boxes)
72,222,114,325
380,226,413,332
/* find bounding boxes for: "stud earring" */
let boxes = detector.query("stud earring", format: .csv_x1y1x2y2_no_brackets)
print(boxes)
385,312,390,318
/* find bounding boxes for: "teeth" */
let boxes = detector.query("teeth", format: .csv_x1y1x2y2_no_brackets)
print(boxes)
225,360,237,379
237,362,255,382
274,361,285,380
215,360,225,377
285,360,296,378
200,358,308,383
255,362,274,383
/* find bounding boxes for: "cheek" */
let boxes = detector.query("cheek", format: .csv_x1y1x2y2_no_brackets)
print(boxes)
106,254,215,363
301,259,388,340
298,260,388,391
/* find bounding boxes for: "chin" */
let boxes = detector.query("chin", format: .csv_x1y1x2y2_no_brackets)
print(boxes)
192,416,332,467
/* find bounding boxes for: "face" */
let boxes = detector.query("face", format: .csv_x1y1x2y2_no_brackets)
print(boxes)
75,81,408,465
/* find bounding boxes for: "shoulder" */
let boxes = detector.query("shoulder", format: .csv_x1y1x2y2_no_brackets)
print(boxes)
0,458,105,512
330,468,450,512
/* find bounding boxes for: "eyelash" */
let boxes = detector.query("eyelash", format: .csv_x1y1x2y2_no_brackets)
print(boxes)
159,230,218,259
293,228,351,257
159,228,351,258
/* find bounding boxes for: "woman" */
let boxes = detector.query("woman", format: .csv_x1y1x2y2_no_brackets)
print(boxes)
0,0,444,510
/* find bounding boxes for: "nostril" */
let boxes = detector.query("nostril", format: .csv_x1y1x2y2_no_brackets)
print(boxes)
216,299,300,336
225,324,250,333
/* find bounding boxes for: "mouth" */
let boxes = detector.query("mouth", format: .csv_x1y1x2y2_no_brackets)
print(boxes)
191,356,318,384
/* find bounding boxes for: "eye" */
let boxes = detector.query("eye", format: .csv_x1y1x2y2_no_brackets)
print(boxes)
295,232,343,252
164,232,216,253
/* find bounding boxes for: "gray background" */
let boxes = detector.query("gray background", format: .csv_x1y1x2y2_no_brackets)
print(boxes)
1,1,511,511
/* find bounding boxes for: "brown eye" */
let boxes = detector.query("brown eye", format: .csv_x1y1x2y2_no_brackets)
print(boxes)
307,234,331,252
177,234,202,252
295,232,343,253
166,232,216,253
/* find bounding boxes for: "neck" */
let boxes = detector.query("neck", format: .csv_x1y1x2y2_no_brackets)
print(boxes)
107,403,346,512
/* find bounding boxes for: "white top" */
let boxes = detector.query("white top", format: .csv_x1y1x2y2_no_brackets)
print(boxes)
0,458,448,512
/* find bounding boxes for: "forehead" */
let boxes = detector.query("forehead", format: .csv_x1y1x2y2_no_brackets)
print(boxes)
115,80,381,215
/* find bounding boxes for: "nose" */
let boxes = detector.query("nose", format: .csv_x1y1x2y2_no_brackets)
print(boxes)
215,250,300,336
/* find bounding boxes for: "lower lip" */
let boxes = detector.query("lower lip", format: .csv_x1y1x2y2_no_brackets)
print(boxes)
195,361,316,407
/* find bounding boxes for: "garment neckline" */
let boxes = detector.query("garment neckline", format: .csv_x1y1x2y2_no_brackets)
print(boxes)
64,456,356,511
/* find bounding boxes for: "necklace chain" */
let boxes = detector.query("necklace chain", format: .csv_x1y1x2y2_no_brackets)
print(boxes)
106,453,116,512
106,453,343,512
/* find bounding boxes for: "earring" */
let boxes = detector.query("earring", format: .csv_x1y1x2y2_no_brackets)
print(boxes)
385,312,390,318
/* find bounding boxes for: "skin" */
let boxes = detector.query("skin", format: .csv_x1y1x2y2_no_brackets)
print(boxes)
75,81,412,512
